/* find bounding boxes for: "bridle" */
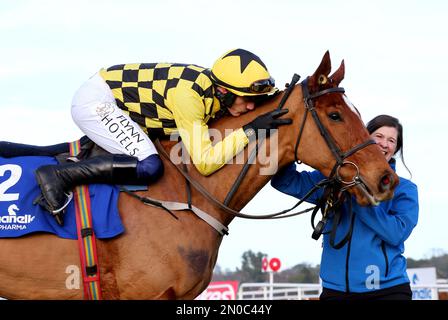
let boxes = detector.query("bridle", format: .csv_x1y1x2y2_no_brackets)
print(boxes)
149,73,376,248
291,75,376,247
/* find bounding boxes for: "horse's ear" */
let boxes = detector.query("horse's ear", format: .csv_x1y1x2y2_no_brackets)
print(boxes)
308,51,332,92
329,60,345,86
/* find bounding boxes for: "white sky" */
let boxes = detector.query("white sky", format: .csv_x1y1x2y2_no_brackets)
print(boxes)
1,0,447,271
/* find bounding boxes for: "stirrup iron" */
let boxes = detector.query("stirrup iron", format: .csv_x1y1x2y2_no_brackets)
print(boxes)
51,191,73,214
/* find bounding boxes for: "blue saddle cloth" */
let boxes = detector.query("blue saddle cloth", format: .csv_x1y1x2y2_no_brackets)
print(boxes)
0,156,124,239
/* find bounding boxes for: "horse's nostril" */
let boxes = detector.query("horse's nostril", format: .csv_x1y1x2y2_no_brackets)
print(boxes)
380,174,393,192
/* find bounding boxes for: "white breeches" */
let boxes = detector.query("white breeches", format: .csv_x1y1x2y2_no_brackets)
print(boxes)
71,72,157,161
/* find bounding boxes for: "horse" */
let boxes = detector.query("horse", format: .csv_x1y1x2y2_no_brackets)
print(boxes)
0,51,398,299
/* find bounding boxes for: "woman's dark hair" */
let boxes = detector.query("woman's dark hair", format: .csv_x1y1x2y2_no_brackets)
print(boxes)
366,114,411,176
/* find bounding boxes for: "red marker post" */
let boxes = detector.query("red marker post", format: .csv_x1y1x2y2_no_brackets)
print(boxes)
261,256,281,299
269,258,281,272
261,257,269,272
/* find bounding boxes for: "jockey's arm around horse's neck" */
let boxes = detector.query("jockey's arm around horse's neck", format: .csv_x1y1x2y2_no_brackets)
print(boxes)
169,87,302,226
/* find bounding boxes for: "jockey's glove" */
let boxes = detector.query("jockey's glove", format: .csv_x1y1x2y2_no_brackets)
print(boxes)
243,108,292,140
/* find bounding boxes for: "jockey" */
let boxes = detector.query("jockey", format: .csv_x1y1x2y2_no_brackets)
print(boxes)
35,48,292,225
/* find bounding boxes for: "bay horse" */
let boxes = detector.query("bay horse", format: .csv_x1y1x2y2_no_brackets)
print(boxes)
0,51,398,299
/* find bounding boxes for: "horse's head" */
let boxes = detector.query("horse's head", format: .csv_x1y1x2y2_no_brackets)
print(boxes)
206,51,397,207
286,51,398,205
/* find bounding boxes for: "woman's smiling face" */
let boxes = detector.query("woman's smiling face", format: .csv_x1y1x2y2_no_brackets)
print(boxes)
370,126,398,162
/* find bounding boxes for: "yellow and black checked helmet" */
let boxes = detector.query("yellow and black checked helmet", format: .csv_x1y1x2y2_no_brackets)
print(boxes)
210,48,277,96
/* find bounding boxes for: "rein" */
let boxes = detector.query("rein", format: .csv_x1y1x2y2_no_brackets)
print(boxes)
155,138,316,220
144,74,375,248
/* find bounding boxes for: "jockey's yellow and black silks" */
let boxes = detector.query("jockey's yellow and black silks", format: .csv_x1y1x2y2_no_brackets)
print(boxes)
99,63,248,176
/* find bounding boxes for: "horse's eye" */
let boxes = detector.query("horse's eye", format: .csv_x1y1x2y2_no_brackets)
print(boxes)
328,112,342,121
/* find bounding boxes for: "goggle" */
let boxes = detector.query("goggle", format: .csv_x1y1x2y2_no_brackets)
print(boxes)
248,77,276,94
211,71,275,95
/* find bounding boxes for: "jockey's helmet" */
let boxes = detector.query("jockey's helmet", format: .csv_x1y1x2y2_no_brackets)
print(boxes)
210,48,277,96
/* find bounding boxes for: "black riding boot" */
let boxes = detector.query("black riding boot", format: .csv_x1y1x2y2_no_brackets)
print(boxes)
34,154,143,225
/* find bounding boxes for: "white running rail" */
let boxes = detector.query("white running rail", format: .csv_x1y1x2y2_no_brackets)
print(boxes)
238,282,448,300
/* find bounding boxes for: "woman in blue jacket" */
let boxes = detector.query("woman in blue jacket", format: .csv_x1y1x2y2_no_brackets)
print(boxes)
271,115,419,300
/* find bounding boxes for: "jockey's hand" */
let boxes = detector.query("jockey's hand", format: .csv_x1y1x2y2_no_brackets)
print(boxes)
243,108,292,139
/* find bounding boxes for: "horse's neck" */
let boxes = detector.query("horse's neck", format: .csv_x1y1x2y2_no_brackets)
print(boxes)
191,90,300,226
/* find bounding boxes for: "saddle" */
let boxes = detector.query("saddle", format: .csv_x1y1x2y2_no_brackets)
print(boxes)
0,136,229,236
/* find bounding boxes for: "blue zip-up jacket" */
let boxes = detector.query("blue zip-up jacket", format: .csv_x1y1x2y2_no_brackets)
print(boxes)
271,161,419,293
